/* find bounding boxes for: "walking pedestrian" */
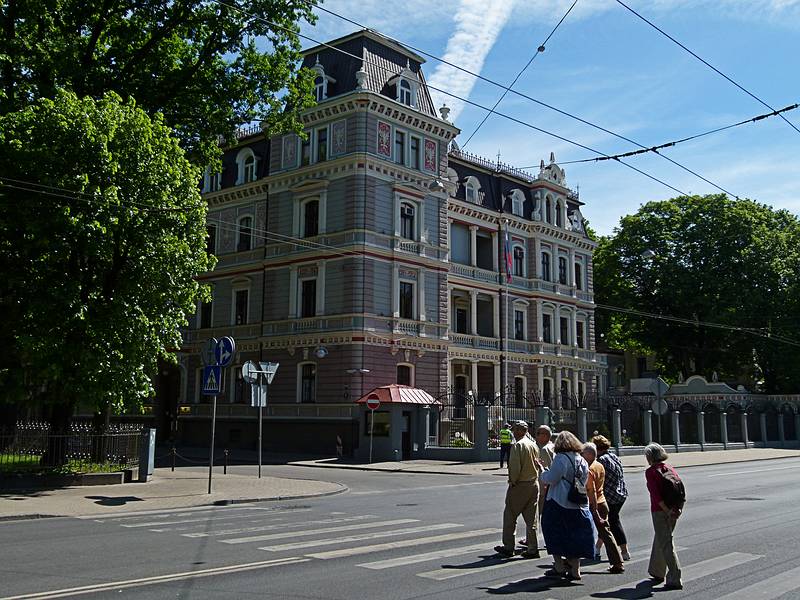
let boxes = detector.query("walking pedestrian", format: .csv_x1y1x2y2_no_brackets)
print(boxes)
645,443,684,590
539,431,595,581
582,442,624,573
592,434,631,560
519,424,555,548
499,423,513,468
494,421,541,559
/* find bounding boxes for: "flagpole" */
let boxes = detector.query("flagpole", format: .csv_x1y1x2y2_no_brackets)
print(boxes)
501,218,510,402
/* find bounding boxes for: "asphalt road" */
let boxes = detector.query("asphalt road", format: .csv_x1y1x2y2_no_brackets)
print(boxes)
2,458,799,600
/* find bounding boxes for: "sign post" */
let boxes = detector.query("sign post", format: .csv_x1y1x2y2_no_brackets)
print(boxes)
205,337,235,494
243,360,278,479
366,394,380,464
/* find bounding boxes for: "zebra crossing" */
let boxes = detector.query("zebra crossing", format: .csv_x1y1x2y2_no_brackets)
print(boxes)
83,505,800,599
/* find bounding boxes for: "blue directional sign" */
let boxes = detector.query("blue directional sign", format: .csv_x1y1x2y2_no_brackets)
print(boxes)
201,365,222,396
215,336,236,367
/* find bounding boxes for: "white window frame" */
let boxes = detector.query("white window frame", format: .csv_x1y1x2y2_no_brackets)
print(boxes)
202,167,222,193
394,129,406,165
396,362,415,386
236,214,254,252
540,250,552,281
231,285,250,326
235,148,257,185
301,197,321,238
197,292,214,330
409,135,421,170
512,243,526,277
393,194,425,242
296,361,318,404
315,125,329,163
398,279,416,320
399,78,413,105
289,262,326,319
512,299,528,341
555,199,564,227
514,375,527,406
541,310,554,343
299,276,318,319
464,176,481,204
510,189,525,217
292,191,327,238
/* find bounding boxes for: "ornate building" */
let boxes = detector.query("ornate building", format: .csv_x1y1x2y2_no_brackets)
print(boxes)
172,30,602,455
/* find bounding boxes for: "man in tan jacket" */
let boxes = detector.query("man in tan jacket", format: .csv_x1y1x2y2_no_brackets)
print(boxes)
494,421,542,559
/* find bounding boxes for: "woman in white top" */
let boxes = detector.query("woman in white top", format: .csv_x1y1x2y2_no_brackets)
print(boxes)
538,430,596,580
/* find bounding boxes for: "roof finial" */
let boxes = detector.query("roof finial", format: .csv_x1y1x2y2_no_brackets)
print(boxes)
439,103,451,122
549,151,556,164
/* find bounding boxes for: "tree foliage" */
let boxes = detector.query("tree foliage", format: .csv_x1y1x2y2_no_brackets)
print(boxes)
0,91,213,415
0,0,317,164
594,194,800,393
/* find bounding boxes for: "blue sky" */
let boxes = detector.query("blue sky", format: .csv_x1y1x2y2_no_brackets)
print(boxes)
301,0,800,236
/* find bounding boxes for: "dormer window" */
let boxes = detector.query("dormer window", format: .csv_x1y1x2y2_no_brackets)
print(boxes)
311,57,336,103
389,65,419,108
235,148,258,185
399,79,413,105
464,176,482,204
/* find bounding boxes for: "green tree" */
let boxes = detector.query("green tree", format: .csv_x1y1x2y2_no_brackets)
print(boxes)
594,194,800,393
0,0,317,163
0,91,213,423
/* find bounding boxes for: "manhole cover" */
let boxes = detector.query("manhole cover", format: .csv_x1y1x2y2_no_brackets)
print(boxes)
726,497,764,501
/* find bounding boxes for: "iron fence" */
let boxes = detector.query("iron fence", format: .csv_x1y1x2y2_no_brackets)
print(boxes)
0,421,141,475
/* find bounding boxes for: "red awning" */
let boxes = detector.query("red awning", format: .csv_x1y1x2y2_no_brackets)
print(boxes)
355,385,440,406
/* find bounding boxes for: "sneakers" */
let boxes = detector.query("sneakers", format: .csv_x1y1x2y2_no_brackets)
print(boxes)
494,545,514,558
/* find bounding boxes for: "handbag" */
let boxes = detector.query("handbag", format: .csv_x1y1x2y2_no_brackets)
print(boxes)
565,455,588,505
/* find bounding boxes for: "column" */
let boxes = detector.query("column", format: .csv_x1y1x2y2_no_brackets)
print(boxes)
288,265,298,317
491,231,498,272
570,310,578,347
568,248,576,288
671,411,681,452
493,362,501,397
577,407,588,441
474,405,490,462
492,294,500,338
418,270,426,322
536,299,543,342
572,370,579,400
537,366,544,397
720,411,728,449
469,225,478,267
741,413,749,448
470,360,479,394
643,409,653,444
759,413,768,447
612,409,622,452
316,261,326,316
698,412,706,448
392,264,400,318
555,304,562,344
469,290,478,335
533,237,541,279
795,414,800,442
778,415,786,445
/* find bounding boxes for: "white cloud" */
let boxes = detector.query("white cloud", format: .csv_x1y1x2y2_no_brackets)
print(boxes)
427,0,518,119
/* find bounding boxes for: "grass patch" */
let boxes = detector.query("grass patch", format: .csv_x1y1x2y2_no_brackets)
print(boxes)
0,454,125,475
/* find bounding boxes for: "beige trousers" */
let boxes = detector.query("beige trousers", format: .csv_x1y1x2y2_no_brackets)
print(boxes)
502,480,539,552
593,501,623,567
649,511,682,585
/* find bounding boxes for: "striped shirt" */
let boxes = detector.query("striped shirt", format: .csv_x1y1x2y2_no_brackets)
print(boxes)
597,451,628,505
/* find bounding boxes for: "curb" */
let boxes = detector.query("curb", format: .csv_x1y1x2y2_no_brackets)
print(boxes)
290,462,475,476
213,483,348,505
0,514,60,523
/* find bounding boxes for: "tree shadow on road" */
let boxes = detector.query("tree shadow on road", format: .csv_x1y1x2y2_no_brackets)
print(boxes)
85,495,144,506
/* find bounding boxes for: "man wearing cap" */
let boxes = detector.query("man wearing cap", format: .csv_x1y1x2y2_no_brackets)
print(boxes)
494,421,542,559
499,422,513,469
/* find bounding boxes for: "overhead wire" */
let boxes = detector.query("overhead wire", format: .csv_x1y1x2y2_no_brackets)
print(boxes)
306,1,739,198
614,0,800,136
460,0,579,149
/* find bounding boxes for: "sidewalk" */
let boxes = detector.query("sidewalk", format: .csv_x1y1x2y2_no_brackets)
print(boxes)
290,447,800,475
0,467,346,520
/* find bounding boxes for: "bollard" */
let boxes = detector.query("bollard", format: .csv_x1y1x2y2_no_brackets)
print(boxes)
171,447,176,472
224,449,229,474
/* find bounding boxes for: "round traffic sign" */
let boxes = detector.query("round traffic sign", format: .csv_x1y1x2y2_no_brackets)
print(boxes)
242,361,258,385
651,398,669,416
215,336,236,367
366,394,380,411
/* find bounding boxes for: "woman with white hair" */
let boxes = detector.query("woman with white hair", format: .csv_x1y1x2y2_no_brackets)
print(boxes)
538,430,595,580
645,443,684,590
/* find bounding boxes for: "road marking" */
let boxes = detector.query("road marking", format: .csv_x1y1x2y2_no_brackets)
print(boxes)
708,464,800,477
77,505,258,521
712,565,800,599
120,510,265,528
260,523,462,552
558,552,763,600
580,546,687,574
0,557,308,600
183,515,373,538
221,518,418,544
351,481,497,495
308,529,501,560
359,542,492,569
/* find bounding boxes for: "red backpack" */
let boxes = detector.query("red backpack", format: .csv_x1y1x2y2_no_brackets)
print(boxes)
655,463,686,509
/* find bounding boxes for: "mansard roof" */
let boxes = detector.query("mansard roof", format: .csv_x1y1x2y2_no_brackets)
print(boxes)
301,29,438,118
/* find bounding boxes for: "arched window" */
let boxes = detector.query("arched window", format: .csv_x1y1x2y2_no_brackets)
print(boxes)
555,200,563,227
513,246,525,277
575,262,583,290
464,176,481,204
558,256,567,284
510,189,525,217
540,251,551,281
237,215,253,252
314,75,325,102
545,197,552,223
236,148,257,184
400,202,416,240
399,79,413,105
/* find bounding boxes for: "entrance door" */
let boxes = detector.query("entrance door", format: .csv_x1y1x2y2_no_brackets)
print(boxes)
402,411,412,460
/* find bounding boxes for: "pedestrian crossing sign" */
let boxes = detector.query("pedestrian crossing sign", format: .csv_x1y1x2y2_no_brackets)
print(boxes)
202,365,222,396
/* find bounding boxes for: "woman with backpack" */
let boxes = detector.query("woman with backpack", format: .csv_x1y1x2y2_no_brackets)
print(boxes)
644,443,684,590
592,434,631,561
538,431,596,581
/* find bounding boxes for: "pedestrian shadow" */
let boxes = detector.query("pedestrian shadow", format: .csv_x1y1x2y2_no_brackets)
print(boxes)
480,575,576,594
85,495,144,506
587,580,657,598
439,553,509,570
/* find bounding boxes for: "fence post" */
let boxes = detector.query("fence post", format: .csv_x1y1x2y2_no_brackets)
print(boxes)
535,406,551,430
224,449,229,475
612,409,622,454
138,428,156,483
778,416,786,447
474,405,489,462
698,412,705,449
720,412,728,449
577,407,587,442
795,414,800,443
741,413,749,448
671,411,681,452
171,447,176,472
760,413,768,447
643,409,653,444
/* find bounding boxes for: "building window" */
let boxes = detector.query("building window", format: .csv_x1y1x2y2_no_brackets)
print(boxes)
399,281,414,319
542,314,552,343
303,199,319,238
578,381,586,399
543,378,552,402
556,200,563,227
316,127,328,162
465,176,481,204
514,377,525,407
314,75,325,102
454,306,468,333
399,79,413,105
234,289,248,325
237,216,253,252
545,198,552,223
577,321,585,348
300,363,316,403
513,246,525,277
243,155,255,182
236,148,257,184
410,136,420,169
540,252,551,281
301,134,311,166
206,224,217,255
397,364,412,386
558,257,567,285
511,190,524,216
395,130,405,165
300,279,316,318
400,202,415,240
575,262,583,290
514,309,525,341
199,300,212,329
560,316,569,345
